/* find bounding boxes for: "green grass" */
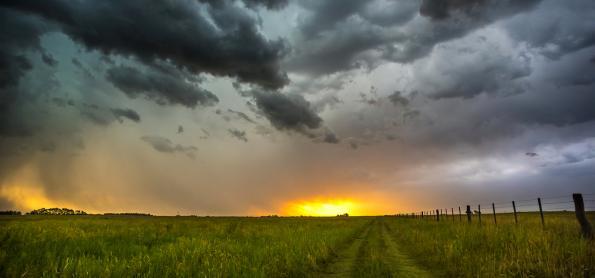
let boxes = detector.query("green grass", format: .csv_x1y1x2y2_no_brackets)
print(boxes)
0,213,593,277
385,212,595,277
0,216,370,277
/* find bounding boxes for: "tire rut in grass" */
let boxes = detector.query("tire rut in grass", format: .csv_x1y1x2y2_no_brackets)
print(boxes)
316,222,372,277
381,219,432,278
317,218,431,278
351,218,393,277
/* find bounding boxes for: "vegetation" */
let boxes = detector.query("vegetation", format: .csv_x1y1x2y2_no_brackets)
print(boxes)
0,212,592,277
103,212,152,216
0,216,370,277
0,211,21,215
385,212,595,277
27,208,87,215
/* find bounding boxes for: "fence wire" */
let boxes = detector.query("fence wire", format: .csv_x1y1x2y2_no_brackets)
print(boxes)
401,193,595,225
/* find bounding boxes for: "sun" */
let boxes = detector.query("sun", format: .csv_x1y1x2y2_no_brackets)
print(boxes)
284,199,356,216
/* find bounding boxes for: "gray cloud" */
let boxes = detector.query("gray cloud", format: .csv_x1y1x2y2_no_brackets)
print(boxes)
106,65,218,108
226,109,257,124
0,0,594,216
408,30,531,99
388,91,409,106
240,0,288,10
504,0,595,59
111,108,141,123
287,0,540,75
323,132,340,144
250,91,322,134
41,52,57,67
80,110,112,126
5,0,289,89
228,128,248,142
0,8,50,137
141,136,197,159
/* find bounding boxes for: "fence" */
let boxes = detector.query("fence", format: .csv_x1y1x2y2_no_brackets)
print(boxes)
396,193,594,239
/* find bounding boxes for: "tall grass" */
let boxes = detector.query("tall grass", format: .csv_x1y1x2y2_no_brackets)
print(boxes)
1,213,593,277
385,212,595,277
0,216,370,277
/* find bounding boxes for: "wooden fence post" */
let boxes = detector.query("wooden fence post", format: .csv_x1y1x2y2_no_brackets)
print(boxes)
512,201,518,224
466,205,472,223
478,204,482,226
538,198,545,227
459,206,462,222
572,193,593,239
436,209,440,222
492,203,497,226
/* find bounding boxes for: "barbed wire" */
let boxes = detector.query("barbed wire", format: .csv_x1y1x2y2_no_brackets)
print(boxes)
408,193,594,216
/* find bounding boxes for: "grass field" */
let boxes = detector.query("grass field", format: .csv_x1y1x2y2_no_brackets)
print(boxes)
1,213,593,277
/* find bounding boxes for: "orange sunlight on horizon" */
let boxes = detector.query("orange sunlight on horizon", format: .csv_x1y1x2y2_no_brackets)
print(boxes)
282,197,390,216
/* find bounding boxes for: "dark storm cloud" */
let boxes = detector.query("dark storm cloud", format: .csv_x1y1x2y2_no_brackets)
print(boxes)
106,66,218,108
312,93,343,112
323,132,340,144
141,136,197,159
41,52,57,67
418,0,538,20
4,0,289,90
504,0,595,59
0,8,51,137
80,110,111,126
71,58,94,79
288,0,540,75
111,108,141,123
388,91,409,106
408,34,532,99
227,109,257,124
298,0,368,38
0,8,47,89
241,0,288,10
251,91,322,133
228,128,248,142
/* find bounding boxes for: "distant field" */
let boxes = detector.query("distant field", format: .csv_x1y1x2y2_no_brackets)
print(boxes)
0,213,593,277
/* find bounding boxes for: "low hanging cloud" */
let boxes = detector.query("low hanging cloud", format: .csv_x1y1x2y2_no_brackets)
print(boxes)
111,108,141,123
140,136,197,159
228,128,248,142
388,91,409,106
4,0,289,89
106,65,218,108
217,108,258,124
287,0,541,75
250,91,322,134
323,132,340,144
503,0,595,59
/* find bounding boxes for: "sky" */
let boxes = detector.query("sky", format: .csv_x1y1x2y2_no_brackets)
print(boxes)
1,0,594,216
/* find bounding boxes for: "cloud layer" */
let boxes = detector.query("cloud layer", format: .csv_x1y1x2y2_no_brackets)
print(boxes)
1,0,594,215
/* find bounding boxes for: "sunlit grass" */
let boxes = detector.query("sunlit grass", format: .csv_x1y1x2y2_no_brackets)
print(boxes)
1,213,593,277
0,216,370,277
385,212,595,277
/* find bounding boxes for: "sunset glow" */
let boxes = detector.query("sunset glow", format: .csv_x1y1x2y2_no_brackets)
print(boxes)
282,197,374,216
0,0,593,218
0,184,69,212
